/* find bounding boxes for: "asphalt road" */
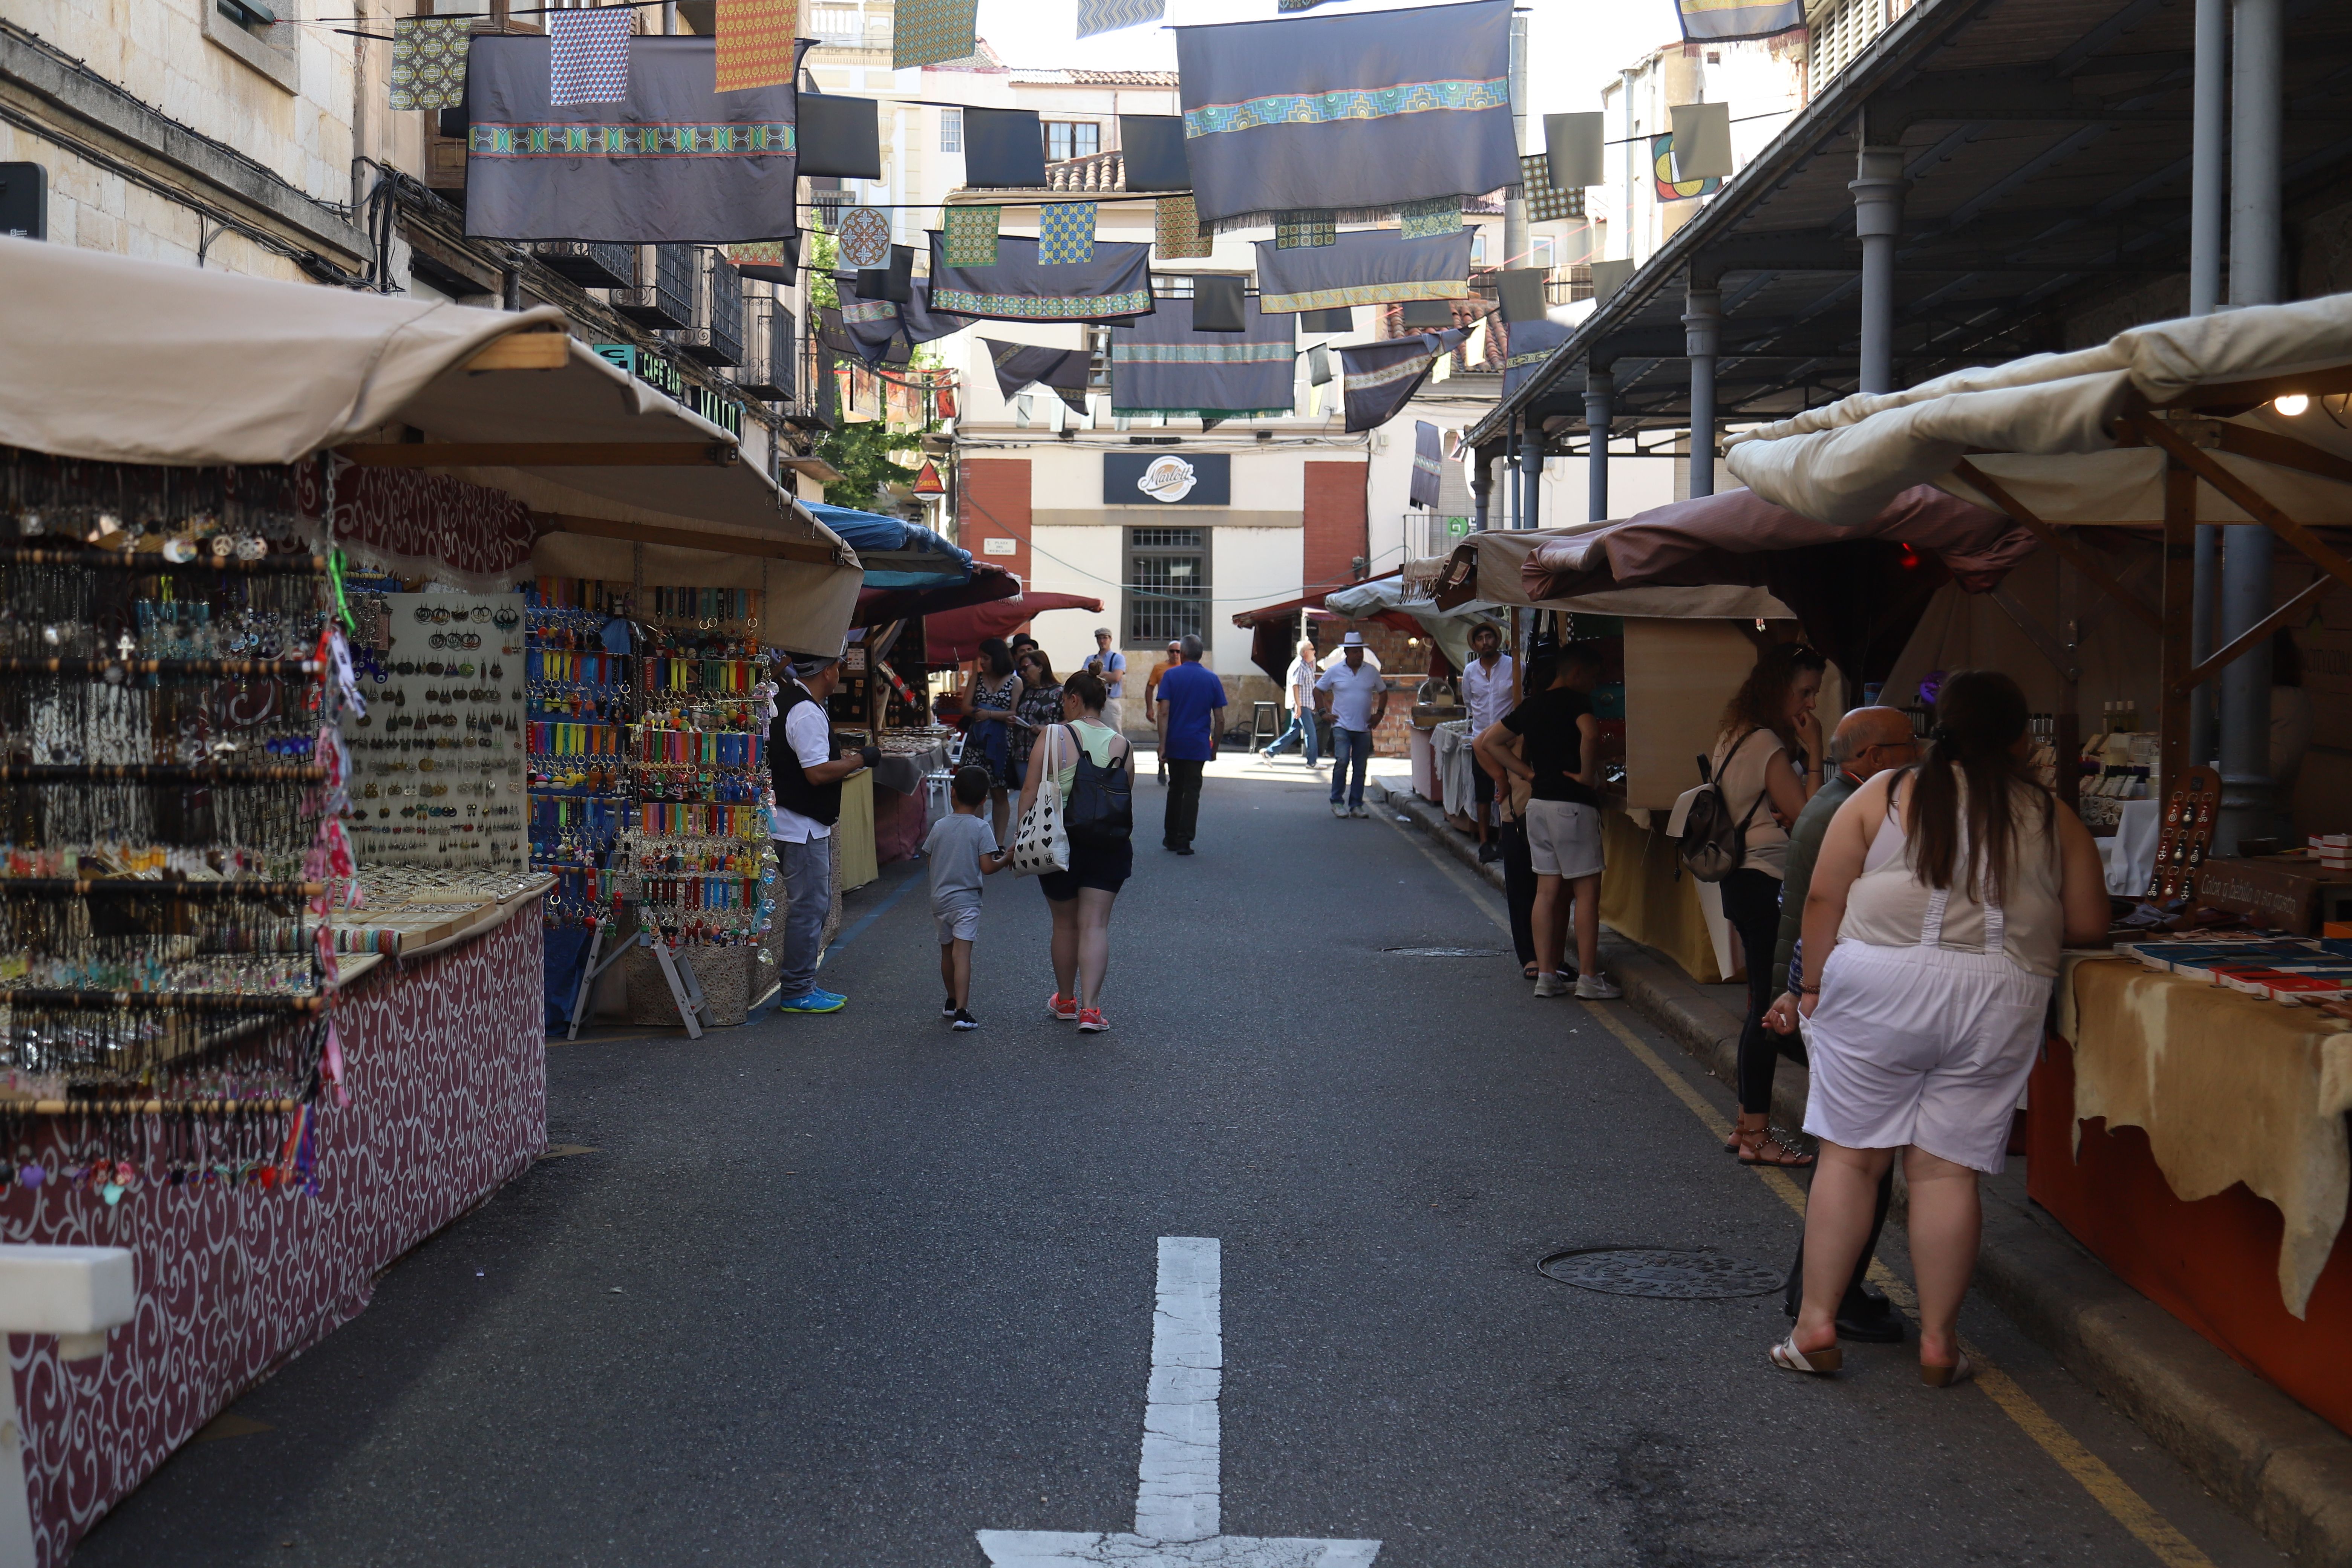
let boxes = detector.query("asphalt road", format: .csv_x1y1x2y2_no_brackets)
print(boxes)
77,756,2289,1567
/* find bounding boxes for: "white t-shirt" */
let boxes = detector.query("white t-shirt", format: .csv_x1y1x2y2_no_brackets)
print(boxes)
1461,653,1515,734
770,699,835,843
1316,660,1388,732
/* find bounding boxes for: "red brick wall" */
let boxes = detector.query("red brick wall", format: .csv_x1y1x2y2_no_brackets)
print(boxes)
957,458,1031,584
1302,461,1367,599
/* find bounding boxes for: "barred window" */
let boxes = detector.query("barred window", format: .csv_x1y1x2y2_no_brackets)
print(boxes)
1126,527,1209,646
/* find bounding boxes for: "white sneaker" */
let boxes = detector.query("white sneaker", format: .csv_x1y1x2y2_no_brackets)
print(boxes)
1330,802,1348,818
1574,973,1624,1000
1348,805,1369,818
1531,971,1570,998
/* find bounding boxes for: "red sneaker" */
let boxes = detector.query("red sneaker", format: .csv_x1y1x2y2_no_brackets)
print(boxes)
1047,991,1078,1021
1077,1007,1110,1033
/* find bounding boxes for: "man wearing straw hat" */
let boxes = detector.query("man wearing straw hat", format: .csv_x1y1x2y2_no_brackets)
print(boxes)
1083,627,1127,732
769,650,879,1015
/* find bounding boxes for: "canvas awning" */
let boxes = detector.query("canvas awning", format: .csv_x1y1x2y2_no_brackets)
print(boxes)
1431,527,1795,620
0,236,863,649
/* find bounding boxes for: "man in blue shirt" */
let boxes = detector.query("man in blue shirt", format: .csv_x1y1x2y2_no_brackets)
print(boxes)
1153,634,1225,856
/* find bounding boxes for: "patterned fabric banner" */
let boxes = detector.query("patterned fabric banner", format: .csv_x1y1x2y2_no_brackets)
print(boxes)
1254,228,1472,314
548,8,633,106
727,237,795,283
1676,0,1805,41
1278,0,1338,8
465,35,798,243
1521,155,1587,223
1038,202,1098,265
894,0,978,69
390,16,472,112
1411,420,1443,509
839,279,974,366
1398,196,1462,239
1652,134,1722,201
1501,316,1570,400
1155,196,1211,260
929,233,1155,322
1274,211,1337,249
986,340,1094,416
943,204,1000,266
837,205,893,268
1339,327,1465,433
714,0,797,92
1077,0,1164,37
1111,293,1295,419
1173,0,1518,228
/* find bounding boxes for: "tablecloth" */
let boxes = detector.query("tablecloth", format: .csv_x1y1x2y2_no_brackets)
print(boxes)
1432,720,1476,819
873,735,952,796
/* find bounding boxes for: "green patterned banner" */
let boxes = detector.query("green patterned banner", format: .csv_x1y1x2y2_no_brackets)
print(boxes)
469,121,794,158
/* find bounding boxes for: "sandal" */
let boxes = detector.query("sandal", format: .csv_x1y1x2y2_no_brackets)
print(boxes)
1522,962,1540,981
1920,1352,1974,1389
1769,1335,1842,1374
1736,1123,1817,1168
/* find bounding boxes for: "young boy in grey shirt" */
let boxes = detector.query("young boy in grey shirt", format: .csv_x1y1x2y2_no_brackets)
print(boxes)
924,765,1008,1030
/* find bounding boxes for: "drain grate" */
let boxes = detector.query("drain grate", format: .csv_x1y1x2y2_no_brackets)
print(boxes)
1380,946,1507,957
1538,1247,1784,1300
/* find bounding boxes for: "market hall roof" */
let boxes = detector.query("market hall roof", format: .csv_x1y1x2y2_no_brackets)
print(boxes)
1464,0,2352,453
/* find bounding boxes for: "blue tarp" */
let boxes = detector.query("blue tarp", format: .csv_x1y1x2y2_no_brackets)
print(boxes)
808,502,974,590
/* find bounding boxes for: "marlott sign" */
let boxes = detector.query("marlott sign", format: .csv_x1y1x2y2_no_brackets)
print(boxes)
1102,451,1229,507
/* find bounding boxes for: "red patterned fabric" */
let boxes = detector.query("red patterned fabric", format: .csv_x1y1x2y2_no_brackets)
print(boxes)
8,914,546,1565
295,458,538,591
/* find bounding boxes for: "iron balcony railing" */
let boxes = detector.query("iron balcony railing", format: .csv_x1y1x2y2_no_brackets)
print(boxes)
611,244,693,331
737,297,796,401
672,249,743,368
531,241,634,289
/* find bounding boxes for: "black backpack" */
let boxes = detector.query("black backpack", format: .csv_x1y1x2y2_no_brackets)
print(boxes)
1066,729,1133,844
1678,729,1766,883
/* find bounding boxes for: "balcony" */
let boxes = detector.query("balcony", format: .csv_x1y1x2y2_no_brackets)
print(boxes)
670,249,743,368
737,297,796,401
610,244,694,330
534,241,635,289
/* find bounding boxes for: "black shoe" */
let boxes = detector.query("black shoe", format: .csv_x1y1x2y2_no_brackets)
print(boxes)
1478,842,1501,863
942,997,958,1019
1834,1288,1906,1344
1174,845,1195,856
951,1009,979,1032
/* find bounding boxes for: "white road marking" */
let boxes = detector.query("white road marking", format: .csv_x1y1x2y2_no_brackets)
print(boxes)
975,1238,1381,1568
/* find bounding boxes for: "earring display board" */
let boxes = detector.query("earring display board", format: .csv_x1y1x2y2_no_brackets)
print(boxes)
341,593,528,877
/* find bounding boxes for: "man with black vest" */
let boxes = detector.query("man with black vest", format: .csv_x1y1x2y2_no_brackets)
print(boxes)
770,651,879,1015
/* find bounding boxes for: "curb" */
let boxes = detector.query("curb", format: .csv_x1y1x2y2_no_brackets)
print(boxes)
1390,786,2352,1567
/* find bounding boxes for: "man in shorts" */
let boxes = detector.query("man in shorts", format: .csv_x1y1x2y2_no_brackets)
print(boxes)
1474,643,1619,999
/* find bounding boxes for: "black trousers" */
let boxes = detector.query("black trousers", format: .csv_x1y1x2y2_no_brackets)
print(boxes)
1720,867,1785,1115
1500,817,1537,967
1163,758,1204,848
1785,1168,1894,1319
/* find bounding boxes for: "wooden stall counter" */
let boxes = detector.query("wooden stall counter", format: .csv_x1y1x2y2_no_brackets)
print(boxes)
2030,956,2352,1435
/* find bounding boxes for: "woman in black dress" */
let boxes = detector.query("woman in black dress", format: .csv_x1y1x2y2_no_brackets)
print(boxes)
960,637,1025,844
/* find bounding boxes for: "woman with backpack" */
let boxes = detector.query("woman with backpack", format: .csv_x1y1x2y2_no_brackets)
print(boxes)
1773,671,2107,1384
1710,642,1829,1167
1014,668,1133,1034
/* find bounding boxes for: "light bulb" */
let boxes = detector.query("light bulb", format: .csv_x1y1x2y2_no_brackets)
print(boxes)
2275,394,2310,416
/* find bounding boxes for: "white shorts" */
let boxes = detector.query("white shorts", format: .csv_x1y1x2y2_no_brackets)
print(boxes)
933,900,981,944
1802,940,2052,1174
1523,799,1603,879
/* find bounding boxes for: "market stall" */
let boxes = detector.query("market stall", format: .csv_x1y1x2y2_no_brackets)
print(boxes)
0,237,859,1560
1719,294,2352,1433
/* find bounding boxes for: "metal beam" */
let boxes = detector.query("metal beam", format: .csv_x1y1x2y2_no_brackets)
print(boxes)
338,443,740,468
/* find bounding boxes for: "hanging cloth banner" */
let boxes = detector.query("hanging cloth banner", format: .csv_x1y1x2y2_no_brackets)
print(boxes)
727,234,798,284
1253,228,1473,314
1674,0,1804,41
548,8,633,106
1154,195,1212,260
1077,0,1164,38
715,0,798,92
1038,202,1098,265
1173,0,1519,230
894,0,978,69
928,232,1155,322
1119,116,1190,190
840,279,974,366
943,203,1001,266
1339,328,1465,433
390,16,473,111
837,205,893,269
1501,315,1569,399
1520,155,1586,224
465,35,797,243
985,340,1093,415
1411,420,1444,508
1111,294,1295,420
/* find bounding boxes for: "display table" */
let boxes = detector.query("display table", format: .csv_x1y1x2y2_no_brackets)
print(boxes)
1597,808,1728,985
2032,956,2352,1434
11,900,547,1564
836,770,878,890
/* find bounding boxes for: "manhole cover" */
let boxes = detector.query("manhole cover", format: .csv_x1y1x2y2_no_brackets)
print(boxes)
1380,946,1507,957
1537,1247,1784,1299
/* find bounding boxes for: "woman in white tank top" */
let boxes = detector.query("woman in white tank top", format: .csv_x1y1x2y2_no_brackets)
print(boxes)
1770,672,2107,1387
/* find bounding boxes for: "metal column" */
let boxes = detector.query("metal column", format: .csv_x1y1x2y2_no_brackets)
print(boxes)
2188,0,2228,766
1584,367,1614,522
1520,421,1543,533
2217,0,2282,849
1849,148,1907,396
1683,280,1722,498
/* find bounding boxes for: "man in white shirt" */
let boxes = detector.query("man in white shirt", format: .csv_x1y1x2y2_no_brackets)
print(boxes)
1258,638,1323,766
769,653,878,1015
1459,622,1516,863
1315,631,1389,818
1083,627,1127,731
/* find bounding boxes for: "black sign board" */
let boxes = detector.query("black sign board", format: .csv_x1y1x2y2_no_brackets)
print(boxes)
1104,451,1229,507
0,164,46,241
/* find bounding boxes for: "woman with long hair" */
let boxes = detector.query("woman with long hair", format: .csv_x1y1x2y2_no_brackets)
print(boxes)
1712,641,1829,1166
1008,648,1063,786
1774,671,2106,1384
961,637,1025,844
1015,668,1132,1034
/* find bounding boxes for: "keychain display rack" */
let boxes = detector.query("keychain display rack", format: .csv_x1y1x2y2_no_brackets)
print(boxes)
0,447,348,1185
524,577,634,928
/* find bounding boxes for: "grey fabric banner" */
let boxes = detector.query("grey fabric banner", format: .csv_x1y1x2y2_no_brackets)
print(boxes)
840,279,974,366
927,233,1156,322
1501,317,1569,400
1111,294,1295,418
1174,0,1519,228
1253,228,1474,314
1675,0,1804,41
1339,327,1464,433
1411,420,1443,509
464,35,796,243
1543,112,1605,188
986,340,1093,415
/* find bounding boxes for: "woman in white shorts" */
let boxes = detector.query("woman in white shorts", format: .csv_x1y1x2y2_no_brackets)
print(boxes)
1774,671,2106,1387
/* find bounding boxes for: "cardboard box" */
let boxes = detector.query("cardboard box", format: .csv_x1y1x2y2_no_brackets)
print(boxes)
2196,858,2352,936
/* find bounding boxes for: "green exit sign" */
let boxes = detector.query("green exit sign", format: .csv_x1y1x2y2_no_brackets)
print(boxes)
1446,516,1470,537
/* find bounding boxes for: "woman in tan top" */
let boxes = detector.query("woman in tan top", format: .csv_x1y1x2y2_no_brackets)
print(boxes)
1773,671,2106,1387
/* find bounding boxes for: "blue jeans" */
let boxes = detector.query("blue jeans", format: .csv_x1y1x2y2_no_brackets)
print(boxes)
775,834,833,999
1261,704,1319,765
1329,727,1371,808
